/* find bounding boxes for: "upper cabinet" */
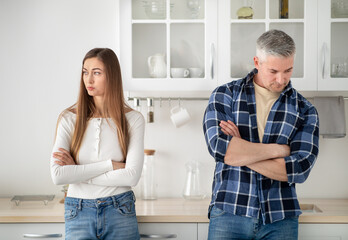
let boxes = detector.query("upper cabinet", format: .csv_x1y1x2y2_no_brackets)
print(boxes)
119,0,347,92
119,0,217,91
217,0,317,91
318,0,348,90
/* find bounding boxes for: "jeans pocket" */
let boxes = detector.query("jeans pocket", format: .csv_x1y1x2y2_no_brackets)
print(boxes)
209,205,226,219
117,199,136,217
64,205,79,221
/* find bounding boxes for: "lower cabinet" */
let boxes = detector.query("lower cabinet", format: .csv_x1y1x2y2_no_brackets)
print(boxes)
139,223,197,240
197,223,209,240
1,222,347,240
0,223,65,240
299,224,348,240
194,223,348,240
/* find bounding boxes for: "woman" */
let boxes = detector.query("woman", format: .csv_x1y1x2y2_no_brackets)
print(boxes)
50,48,144,240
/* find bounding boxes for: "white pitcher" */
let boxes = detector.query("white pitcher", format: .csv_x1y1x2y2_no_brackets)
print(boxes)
148,54,167,78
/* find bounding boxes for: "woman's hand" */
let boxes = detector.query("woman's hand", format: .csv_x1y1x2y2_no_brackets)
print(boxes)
219,120,241,138
53,148,76,166
112,161,126,170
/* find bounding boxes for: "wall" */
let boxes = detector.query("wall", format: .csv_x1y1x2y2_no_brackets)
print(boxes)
0,0,348,200
131,97,348,199
0,0,118,197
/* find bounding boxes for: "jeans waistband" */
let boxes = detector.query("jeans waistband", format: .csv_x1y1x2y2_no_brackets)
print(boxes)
65,190,135,209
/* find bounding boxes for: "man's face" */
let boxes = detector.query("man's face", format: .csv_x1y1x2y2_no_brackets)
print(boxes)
253,54,294,93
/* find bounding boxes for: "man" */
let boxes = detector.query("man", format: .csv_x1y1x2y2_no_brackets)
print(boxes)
203,29,319,239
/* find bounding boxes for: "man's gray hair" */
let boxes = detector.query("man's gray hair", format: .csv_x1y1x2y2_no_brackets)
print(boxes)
256,29,296,62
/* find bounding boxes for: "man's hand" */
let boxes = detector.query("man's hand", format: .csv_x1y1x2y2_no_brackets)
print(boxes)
53,148,76,166
220,120,290,158
112,161,126,170
220,119,289,181
219,120,241,138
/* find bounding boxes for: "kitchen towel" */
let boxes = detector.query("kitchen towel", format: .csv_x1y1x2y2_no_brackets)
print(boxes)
312,96,346,138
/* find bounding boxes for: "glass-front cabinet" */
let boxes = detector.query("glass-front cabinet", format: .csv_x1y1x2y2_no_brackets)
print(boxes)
120,0,218,91
120,0,348,92
318,0,348,90
218,0,317,91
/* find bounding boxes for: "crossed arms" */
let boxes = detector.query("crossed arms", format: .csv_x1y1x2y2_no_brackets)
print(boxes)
50,113,145,187
220,120,289,182
203,86,319,184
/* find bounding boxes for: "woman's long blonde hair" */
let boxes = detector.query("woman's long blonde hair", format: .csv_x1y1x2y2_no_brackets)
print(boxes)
60,48,131,162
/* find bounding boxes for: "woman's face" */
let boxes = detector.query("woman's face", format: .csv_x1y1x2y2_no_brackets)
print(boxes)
83,57,107,98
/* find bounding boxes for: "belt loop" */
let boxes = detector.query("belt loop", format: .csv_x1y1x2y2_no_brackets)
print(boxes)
78,199,82,210
111,195,117,208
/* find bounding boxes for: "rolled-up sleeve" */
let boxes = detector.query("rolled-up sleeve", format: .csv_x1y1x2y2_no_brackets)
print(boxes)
285,106,319,184
203,86,234,162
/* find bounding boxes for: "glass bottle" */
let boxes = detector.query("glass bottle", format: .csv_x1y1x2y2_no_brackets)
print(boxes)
147,98,154,123
142,149,156,200
279,0,289,19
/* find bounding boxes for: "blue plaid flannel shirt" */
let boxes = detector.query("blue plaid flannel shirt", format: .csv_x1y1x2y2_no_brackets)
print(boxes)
203,69,319,224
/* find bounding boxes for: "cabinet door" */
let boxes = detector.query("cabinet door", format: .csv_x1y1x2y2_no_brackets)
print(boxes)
0,223,64,240
120,0,218,91
299,223,348,240
197,223,209,240
318,0,348,90
139,223,197,239
218,0,318,91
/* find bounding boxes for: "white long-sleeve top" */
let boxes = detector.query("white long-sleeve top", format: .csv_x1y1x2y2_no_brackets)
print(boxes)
50,110,145,199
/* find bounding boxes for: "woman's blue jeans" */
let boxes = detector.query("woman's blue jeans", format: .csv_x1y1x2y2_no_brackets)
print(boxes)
208,205,298,240
64,191,140,240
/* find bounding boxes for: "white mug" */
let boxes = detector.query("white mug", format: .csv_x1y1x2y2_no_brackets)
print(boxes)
171,68,190,78
188,67,204,78
170,106,191,128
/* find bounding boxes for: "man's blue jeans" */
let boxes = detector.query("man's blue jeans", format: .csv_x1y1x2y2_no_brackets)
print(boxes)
208,205,298,240
64,191,140,240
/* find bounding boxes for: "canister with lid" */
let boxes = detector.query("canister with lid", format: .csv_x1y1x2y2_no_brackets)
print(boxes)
142,149,157,200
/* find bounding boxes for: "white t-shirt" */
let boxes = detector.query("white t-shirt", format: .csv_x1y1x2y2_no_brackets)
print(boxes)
50,110,145,199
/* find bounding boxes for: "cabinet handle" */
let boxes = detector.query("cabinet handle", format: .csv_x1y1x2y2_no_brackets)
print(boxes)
140,234,177,239
210,43,215,79
321,42,328,79
23,233,62,238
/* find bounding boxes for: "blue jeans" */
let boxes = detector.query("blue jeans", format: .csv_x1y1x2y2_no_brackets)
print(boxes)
64,191,140,240
208,205,298,240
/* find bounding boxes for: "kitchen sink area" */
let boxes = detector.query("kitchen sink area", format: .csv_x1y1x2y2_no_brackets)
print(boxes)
300,204,323,213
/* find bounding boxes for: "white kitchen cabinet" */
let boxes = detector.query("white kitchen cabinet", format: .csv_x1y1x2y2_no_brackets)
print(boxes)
119,0,348,92
217,0,318,91
119,0,218,91
299,224,348,240
0,223,64,240
139,223,197,239
197,223,209,240
318,0,348,90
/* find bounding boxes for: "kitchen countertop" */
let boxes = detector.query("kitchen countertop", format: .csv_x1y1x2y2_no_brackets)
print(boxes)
0,197,348,224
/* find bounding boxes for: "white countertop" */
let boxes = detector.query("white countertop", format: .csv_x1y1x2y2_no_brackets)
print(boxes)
1,197,348,224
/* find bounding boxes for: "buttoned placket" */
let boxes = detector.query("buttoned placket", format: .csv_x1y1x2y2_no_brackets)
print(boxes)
95,118,102,157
